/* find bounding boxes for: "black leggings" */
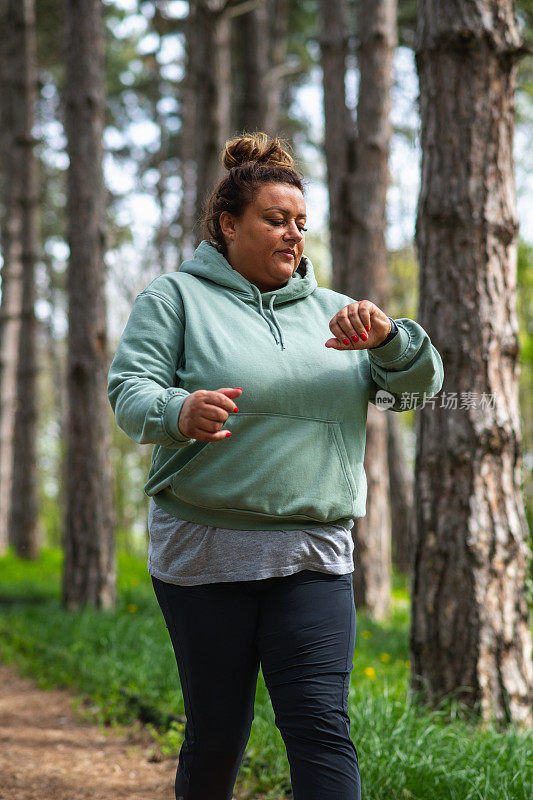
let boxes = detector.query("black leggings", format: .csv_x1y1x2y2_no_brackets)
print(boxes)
152,569,361,800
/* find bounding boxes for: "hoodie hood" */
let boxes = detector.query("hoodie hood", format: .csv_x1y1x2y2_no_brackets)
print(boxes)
178,240,318,350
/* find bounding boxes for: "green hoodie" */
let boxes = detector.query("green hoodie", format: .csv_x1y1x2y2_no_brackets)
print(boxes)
107,240,444,531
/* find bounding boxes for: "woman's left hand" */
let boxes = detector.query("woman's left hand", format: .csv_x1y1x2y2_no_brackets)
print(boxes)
325,300,392,350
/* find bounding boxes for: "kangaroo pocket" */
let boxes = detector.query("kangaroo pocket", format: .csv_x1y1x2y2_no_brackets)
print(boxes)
168,412,357,523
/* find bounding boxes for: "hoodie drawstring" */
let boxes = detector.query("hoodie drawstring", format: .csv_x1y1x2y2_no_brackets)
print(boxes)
268,295,285,350
251,285,285,350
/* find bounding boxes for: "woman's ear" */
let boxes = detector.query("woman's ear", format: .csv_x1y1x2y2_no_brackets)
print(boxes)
219,211,236,241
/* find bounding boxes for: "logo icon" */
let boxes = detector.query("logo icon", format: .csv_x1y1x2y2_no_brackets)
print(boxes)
375,390,395,410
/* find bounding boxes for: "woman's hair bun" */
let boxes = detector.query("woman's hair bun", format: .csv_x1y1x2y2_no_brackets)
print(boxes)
222,131,295,171
204,131,304,255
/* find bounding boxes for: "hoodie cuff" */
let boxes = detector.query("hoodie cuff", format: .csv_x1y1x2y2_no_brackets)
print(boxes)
367,319,410,364
162,391,195,443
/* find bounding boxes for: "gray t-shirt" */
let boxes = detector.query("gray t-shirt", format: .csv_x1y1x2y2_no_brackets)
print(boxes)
147,497,355,585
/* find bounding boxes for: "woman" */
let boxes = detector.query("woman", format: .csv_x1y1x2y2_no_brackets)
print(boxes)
107,132,444,800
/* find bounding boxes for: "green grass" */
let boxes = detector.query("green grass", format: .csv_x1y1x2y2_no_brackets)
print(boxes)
0,548,531,800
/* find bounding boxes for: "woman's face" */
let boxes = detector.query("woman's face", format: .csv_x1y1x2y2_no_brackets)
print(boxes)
219,183,307,293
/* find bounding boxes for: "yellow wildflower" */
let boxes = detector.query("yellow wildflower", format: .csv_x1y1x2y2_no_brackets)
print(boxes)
127,603,138,613
364,666,376,680
379,653,391,663
361,630,371,639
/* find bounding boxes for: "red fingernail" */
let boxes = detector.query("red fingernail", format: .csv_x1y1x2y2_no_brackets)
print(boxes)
351,334,359,342
225,431,232,437
365,325,370,332
361,332,368,341
233,406,239,412
236,387,243,390
343,338,350,345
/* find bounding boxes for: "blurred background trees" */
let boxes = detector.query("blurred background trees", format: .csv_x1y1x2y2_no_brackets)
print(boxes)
0,0,532,724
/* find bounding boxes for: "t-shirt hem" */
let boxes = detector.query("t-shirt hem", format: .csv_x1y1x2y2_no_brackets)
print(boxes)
148,562,354,586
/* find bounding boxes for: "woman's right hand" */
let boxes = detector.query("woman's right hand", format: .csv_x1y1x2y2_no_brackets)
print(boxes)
177,387,243,442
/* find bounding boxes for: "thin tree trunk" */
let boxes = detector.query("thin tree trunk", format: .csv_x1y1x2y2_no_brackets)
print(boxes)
264,0,289,135
0,0,36,555
62,0,115,609
232,0,269,132
189,0,232,241
150,6,172,274
411,0,533,726
321,0,397,619
350,0,397,620
0,0,20,554
387,413,413,574
9,0,41,559
318,0,353,283
43,258,68,544
231,0,288,137
175,4,198,263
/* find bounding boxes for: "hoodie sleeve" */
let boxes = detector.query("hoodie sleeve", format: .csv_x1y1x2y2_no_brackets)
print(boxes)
107,289,195,447
367,318,444,412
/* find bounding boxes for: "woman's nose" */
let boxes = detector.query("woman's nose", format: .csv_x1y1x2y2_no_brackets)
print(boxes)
283,222,303,241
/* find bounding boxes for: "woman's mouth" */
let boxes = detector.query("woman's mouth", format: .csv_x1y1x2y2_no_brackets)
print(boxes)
276,251,295,259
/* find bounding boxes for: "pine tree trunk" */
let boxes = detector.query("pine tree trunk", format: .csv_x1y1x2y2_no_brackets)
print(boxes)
0,0,35,555
149,7,171,274
264,0,289,135
190,0,232,239
318,0,353,282
388,414,413,574
232,0,288,138
8,0,41,559
411,0,533,725
320,0,397,618
62,0,115,609
350,0,397,619
232,1,269,132
43,260,68,543
176,5,198,263
0,0,21,555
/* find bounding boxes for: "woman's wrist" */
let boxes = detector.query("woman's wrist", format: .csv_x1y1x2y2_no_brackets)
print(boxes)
369,317,397,348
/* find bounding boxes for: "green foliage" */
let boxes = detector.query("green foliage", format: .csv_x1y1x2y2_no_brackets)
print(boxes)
0,551,531,800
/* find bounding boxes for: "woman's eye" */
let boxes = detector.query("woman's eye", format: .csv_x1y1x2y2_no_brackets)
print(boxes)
268,220,307,232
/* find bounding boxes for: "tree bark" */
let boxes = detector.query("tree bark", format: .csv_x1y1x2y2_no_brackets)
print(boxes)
388,413,413,574
232,0,269,132
175,4,198,263
42,258,68,546
62,0,115,609
148,6,172,274
411,0,533,726
188,0,232,243
0,0,40,556
230,0,288,136
263,0,289,137
320,0,397,619
351,0,397,620
8,0,41,559
0,0,21,555
231,0,288,138
318,0,354,283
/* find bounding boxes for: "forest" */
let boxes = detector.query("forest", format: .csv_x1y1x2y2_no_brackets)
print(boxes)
1,1,533,799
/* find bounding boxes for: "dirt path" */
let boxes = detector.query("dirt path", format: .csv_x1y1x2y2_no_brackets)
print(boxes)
0,661,247,800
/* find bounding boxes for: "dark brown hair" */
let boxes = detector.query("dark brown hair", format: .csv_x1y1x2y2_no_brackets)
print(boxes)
201,131,306,259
